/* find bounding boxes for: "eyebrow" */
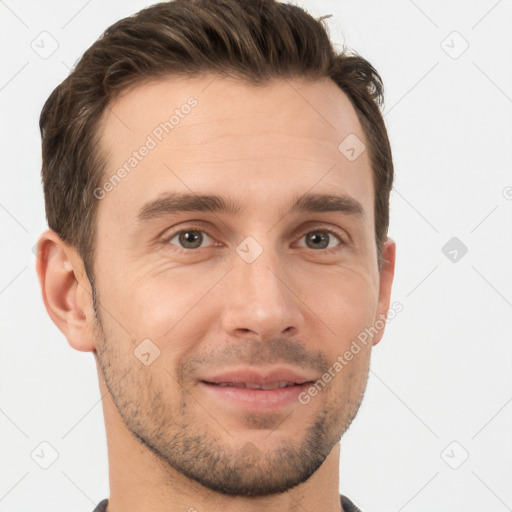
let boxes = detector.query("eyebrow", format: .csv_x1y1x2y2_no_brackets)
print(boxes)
137,192,364,222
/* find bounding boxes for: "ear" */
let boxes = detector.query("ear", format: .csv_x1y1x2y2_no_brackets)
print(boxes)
372,237,396,346
35,229,96,352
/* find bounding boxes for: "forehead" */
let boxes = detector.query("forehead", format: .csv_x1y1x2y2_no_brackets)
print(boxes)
99,74,365,150
95,74,373,226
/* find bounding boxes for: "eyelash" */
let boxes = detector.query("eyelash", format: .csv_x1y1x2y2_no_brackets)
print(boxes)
162,225,348,254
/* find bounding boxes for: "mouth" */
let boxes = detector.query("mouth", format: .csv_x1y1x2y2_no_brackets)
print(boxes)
202,380,311,390
198,368,316,411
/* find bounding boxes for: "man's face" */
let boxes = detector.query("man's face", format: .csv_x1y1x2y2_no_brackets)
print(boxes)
89,74,394,496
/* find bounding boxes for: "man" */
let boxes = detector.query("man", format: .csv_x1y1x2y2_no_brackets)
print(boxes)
35,0,395,510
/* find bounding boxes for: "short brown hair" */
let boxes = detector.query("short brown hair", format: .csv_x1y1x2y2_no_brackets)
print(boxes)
40,0,393,282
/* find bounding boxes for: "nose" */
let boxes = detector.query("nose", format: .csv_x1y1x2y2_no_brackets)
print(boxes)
220,245,305,341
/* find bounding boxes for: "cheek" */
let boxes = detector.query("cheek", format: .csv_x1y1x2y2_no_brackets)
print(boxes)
100,268,221,355
95,244,378,363
295,266,378,342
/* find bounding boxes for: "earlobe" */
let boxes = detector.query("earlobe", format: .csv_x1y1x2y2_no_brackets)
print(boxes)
35,230,96,352
372,237,396,347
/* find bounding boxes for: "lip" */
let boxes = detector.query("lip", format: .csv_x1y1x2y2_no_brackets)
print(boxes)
201,367,316,386
199,367,317,412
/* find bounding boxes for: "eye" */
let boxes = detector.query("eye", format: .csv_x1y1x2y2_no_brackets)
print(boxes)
166,228,216,251
163,226,346,254
296,228,344,252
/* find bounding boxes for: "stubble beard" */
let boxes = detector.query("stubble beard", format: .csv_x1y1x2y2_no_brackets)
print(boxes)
92,297,368,497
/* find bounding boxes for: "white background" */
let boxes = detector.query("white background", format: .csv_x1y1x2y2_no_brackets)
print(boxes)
1,1,511,511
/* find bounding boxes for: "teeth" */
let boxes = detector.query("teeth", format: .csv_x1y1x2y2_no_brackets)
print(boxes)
247,381,291,389
211,381,294,389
